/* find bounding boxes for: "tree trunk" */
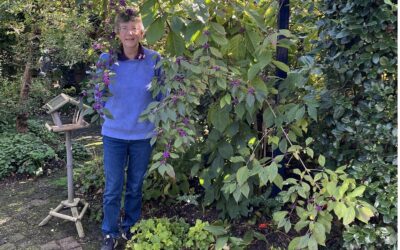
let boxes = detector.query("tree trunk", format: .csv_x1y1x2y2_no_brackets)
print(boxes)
16,61,32,133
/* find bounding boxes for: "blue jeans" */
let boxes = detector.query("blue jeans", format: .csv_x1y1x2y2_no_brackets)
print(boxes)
101,135,152,238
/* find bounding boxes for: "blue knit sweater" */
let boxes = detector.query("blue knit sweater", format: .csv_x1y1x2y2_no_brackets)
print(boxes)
100,47,162,140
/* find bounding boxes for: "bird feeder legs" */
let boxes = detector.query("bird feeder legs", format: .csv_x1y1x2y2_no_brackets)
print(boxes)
39,131,88,238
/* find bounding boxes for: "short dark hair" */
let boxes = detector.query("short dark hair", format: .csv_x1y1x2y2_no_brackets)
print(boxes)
114,8,144,32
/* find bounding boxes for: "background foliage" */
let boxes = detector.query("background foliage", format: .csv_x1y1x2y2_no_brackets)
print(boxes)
313,0,397,248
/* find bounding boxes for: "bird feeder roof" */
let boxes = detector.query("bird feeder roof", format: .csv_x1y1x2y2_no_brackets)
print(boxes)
43,93,90,114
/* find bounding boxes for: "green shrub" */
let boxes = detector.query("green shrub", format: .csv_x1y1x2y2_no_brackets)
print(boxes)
0,77,19,132
126,218,217,250
57,141,91,161
27,119,60,145
0,132,57,179
73,155,104,222
126,218,190,250
314,0,397,248
185,220,215,250
74,155,104,195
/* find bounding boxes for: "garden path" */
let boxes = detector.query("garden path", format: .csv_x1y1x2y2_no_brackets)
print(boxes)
0,125,127,249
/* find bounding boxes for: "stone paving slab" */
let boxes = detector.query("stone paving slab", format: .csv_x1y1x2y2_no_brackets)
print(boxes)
40,237,82,250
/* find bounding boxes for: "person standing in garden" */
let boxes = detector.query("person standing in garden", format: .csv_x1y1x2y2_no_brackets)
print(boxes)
98,8,163,250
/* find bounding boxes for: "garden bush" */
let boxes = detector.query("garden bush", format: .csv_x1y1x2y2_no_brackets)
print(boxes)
126,218,216,250
84,1,380,248
74,154,104,195
27,119,60,145
57,141,91,161
314,0,397,248
0,131,57,179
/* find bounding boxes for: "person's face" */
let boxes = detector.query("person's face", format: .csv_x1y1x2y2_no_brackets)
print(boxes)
117,20,144,49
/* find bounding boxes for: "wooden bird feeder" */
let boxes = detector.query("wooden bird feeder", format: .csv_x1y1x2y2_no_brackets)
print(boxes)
39,93,91,238
43,93,90,132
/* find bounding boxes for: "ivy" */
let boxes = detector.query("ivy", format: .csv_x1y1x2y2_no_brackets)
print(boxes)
314,0,397,248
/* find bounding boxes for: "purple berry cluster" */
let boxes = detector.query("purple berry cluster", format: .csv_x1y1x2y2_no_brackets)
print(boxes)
103,71,110,86
230,79,241,87
232,97,239,106
177,128,187,137
248,87,255,95
182,117,190,126
92,84,104,116
173,74,185,82
212,65,220,71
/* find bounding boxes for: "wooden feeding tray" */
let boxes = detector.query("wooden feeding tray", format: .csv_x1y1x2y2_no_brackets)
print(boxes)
45,120,89,132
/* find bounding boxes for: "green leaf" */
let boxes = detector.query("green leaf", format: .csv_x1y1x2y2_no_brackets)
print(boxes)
295,106,305,121
356,206,375,223
347,186,366,198
246,94,255,107
326,181,337,196
288,237,301,250
180,60,202,74
307,236,318,250
248,137,257,146
312,222,326,245
244,8,267,32
210,105,231,132
173,137,183,148
224,94,231,105
258,168,269,186
308,106,317,121
372,54,380,64
380,56,389,66
272,60,289,72
211,33,228,45
270,136,279,145
210,47,223,58
306,147,314,158
248,63,261,81
273,211,288,222
185,21,203,42
237,166,249,186
228,34,246,60
279,138,287,153
318,155,326,167
334,202,347,219
210,22,226,35
204,225,227,236
215,236,228,250
273,174,283,189
284,220,291,233
294,220,309,232
217,78,227,89
266,163,278,182
230,156,245,163
274,155,285,163
343,206,356,225
166,31,185,56
146,17,165,44
263,108,275,128
240,182,250,198
233,186,242,202
218,141,234,159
